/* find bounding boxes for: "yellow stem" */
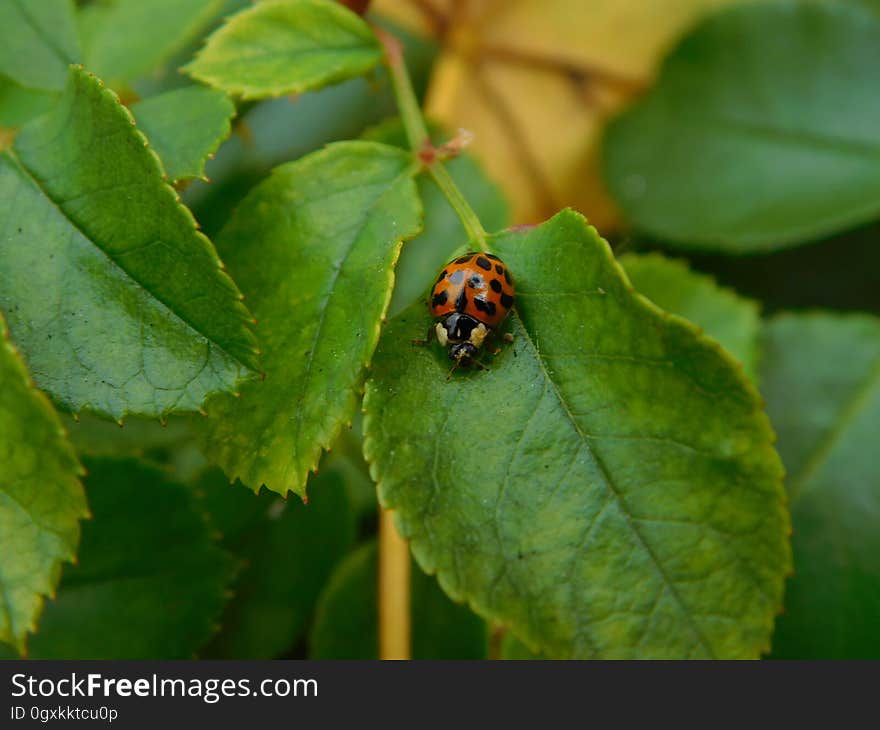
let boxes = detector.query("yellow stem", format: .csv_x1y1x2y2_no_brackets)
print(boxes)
378,508,411,659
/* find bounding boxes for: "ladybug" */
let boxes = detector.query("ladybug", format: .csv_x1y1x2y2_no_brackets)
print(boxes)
419,251,515,374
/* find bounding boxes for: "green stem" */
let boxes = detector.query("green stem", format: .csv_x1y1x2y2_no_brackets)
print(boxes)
427,164,487,250
376,26,488,251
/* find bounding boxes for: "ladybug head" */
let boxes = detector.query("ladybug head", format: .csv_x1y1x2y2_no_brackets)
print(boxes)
448,341,478,366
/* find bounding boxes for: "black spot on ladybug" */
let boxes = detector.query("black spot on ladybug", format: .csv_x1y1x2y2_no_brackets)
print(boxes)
468,274,484,288
490,279,502,293
455,255,473,264
476,256,492,271
432,290,448,307
500,293,514,309
495,264,504,275
455,288,468,312
449,269,465,285
486,253,500,260
474,297,496,317
504,269,512,285
436,269,447,284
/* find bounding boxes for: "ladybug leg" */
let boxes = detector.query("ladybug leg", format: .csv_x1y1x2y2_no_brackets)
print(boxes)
412,325,435,347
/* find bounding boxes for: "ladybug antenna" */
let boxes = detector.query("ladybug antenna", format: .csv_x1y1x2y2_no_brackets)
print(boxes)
446,360,460,381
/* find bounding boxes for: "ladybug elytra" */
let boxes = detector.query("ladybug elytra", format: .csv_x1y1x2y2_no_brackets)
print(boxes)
420,251,515,374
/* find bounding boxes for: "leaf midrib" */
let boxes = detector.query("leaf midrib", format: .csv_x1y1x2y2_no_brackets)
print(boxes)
788,355,880,502
195,44,378,80
511,311,716,658
5,151,251,372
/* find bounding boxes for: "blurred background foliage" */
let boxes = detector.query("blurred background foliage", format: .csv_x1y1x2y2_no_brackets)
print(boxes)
1,0,877,659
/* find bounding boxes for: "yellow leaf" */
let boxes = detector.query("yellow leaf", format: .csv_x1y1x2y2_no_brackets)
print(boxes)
376,0,752,231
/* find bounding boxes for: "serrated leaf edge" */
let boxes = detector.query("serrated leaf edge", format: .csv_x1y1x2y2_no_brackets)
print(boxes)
209,142,424,500
0,314,89,655
131,87,236,184
11,66,262,422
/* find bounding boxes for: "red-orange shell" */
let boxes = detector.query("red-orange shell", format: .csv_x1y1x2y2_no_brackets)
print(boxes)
429,252,515,328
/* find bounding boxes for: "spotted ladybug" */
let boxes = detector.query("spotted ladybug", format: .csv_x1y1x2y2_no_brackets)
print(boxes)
421,251,515,373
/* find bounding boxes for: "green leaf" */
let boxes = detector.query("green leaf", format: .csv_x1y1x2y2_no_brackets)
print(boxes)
364,210,790,659
0,67,258,419
185,0,382,99
309,541,488,659
77,0,224,87
0,75,57,128
22,457,235,659
198,467,355,659
760,313,880,659
604,1,880,253
620,253,760,380
363,119,510,318
0,0,81,92
200,141,421,498
131,86,235,183
0,315,87,653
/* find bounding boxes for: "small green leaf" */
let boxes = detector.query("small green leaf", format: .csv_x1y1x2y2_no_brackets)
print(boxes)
77,0,224,87
0,315,87,653
761,313,880,659
185,0,382,99
604,1,880,253
309,541,488,659
198,467,355,659
621,253,760,380
0,67,258,419
131,86,235,182
22,457,236,659
364,210,790,659
363,119,510,317
201,141,421,497
0,0,81,92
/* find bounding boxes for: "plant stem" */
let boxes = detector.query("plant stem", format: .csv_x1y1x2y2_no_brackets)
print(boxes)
428,163,488,250
376,25,488,251
378,508,411,660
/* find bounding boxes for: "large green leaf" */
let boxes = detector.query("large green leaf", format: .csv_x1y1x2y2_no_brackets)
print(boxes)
363,119,510,318
0,0,81,92
201,141,421,498
19,457,235,659
364,210,790,659
621,253,760,380
604,0,880,253
198,467,355,659
0,316,87,653
185,0,382,99
77,0,224,87
131,86,235,183
0,67,258,419
761,313,880,659
309,541,488,659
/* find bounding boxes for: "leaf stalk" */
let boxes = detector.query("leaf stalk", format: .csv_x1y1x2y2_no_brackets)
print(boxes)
376,26,489,250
